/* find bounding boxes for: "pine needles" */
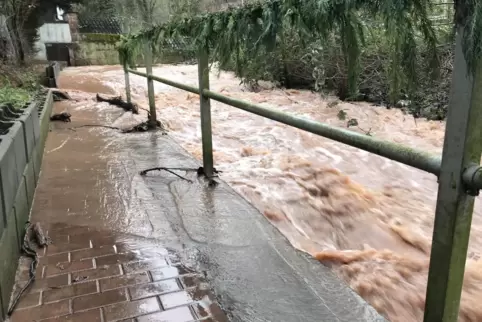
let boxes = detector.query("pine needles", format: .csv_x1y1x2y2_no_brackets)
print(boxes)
462,0,482,73
117,0,479,98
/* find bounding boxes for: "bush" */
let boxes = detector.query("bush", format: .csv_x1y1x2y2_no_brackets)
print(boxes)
0,86,32,109
221,19,453,120
0,64,41,109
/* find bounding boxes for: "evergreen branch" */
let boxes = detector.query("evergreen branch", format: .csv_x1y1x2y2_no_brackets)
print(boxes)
115,0,482,97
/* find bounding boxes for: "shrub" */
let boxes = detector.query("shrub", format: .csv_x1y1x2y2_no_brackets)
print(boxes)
0,64,41,109
221,18,453,120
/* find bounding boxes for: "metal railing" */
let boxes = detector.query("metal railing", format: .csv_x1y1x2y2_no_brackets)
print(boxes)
123,34,482,321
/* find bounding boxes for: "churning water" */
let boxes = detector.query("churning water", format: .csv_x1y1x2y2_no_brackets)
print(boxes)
59,65,482,321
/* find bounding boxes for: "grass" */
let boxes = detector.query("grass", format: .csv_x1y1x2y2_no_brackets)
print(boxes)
0,86,32,109
0,63,43,110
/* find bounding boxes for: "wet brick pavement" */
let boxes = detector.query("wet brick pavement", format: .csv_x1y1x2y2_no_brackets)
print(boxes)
7,101,227,322
9,225,226,322
7,87,385,321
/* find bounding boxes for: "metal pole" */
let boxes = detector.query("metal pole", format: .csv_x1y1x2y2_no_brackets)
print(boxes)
124,66,132,104
203,88,441,175
424,28,482,322
198,46,214,178
129,67,443,176
144,41,157,128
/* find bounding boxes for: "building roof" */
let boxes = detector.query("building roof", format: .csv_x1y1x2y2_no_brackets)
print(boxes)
79,17,122,34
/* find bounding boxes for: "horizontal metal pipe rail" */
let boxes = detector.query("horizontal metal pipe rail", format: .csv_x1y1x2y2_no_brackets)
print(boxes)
125,20,480,322
129,69,199,94
126,69,482,192
476,170,482,190
203,89,443,176
128,68,442,176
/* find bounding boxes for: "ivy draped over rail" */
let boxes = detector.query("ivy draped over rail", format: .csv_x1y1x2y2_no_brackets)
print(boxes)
118,0,482,96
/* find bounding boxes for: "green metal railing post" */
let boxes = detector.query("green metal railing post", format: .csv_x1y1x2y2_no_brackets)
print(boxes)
123,66,132,104
144,41,157,128
424,28,482,322
198,46,214,178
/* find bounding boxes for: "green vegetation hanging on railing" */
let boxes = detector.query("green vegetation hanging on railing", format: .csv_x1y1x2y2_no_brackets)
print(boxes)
118,0,438,99
118,35,143,69
462,0,482,73
117,0,480,98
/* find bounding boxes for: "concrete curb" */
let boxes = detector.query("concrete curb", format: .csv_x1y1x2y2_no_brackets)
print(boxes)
46,62,61,88
0,90,53,321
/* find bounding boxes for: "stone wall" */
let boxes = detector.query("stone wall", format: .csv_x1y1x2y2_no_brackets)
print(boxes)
45,62,62,88
75,34,120,66
75,33,195,66
0,91,53,321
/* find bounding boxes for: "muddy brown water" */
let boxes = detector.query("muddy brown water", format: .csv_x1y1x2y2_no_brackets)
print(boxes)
58,65,482,322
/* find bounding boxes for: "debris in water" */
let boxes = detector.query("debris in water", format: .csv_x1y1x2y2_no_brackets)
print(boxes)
122,122,149,133
347,118,359,128
50,112,72,122
337,110,347,120
96,93,139,114
52,90,71,101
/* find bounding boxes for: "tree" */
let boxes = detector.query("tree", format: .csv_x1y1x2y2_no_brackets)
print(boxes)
168,0,200,19
0,0,84,64
72,0,117,19
1,0,37,64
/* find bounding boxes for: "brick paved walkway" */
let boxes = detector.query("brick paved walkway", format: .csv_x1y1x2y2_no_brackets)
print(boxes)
11,223,223,322
7,98,227,322
6,84,383,322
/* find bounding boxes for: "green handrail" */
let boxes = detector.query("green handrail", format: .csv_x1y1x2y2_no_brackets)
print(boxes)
202,88,443,176
125,35,482,321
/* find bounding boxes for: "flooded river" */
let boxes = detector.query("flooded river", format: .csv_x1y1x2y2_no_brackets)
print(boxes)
58,65,481,322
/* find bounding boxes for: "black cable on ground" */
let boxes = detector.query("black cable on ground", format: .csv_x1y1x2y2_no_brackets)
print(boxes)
140,166,221,186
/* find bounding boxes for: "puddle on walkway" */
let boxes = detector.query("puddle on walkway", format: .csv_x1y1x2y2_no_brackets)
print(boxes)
36,101,147,235
55,65,482,322
10,222,226,321
10,90,230,321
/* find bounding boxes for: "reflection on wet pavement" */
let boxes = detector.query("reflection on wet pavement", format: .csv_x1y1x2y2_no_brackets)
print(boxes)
8,99,227,322
8,76,383,321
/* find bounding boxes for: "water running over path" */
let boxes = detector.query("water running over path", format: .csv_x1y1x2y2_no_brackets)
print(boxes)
59,65,481,321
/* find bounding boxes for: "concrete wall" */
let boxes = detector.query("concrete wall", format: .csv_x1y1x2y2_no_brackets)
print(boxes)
45,62,62,88
76,39,119,66
0,91,53,321
75,33,195,66
34,23,72,60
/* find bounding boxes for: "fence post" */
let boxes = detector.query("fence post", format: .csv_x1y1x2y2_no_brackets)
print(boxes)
424,28,482,322
123,66,131,104
198,46,214,178
144,41,157,128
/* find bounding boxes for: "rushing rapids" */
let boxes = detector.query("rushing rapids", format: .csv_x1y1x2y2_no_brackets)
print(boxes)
59,65,482,322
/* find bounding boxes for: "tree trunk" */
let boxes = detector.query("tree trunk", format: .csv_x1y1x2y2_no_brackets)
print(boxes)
7,17,25,65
